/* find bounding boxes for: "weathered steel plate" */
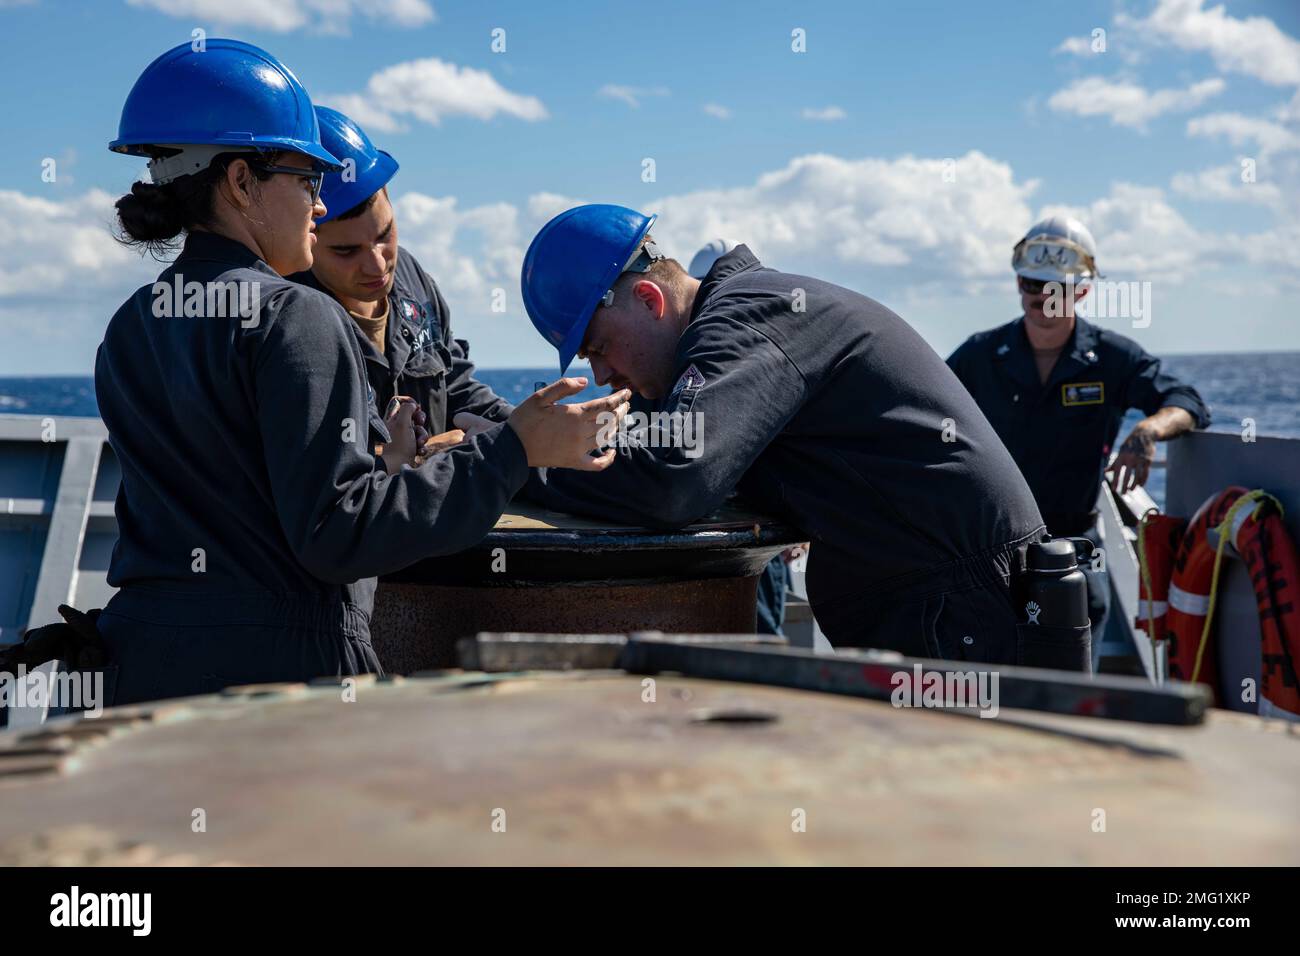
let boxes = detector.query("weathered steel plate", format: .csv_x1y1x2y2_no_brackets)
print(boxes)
0,673,1295,865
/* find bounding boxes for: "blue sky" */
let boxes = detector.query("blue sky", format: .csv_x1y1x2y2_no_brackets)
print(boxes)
1,0,1297,374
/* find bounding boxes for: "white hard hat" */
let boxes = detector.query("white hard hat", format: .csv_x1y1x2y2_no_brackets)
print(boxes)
1012,215,1100,283
688,238,740,279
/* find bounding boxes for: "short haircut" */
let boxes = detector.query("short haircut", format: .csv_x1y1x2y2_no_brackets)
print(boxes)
612,234,689,299
333,186,386,222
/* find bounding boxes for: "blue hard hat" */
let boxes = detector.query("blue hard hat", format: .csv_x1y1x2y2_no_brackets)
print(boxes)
314,106,399,224
521,204,658,374
110,39,341,173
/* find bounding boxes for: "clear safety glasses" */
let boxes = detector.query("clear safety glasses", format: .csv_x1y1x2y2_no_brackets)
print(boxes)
252,163,325,204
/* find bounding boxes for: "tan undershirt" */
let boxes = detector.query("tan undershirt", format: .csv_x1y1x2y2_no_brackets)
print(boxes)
349,299,391,357
1032,346,1064,385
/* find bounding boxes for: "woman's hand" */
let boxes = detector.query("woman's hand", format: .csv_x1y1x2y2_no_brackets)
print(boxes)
507,378,631,471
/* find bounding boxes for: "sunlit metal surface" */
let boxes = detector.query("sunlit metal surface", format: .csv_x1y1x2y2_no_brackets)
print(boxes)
0,669,1295,865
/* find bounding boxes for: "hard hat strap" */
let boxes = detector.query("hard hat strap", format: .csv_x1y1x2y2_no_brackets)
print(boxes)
146,144,262,185
599,239,667,308
623,238,665,274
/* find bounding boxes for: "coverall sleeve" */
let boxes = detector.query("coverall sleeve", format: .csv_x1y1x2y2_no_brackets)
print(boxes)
529,315,808,530
252,286,529,583
1120,347,1211,428
945,339,975,390
422,267,514,423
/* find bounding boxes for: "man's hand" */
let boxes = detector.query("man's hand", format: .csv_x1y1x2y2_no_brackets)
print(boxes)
411,428,467,466
379,396,426,475
423,429,466,455
507,378,631,471
452,412,497,439
1107,425,1156,494
1106,406,1195,494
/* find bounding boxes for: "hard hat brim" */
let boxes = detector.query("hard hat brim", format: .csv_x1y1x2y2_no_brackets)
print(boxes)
109,136,344,174
315,149,399,224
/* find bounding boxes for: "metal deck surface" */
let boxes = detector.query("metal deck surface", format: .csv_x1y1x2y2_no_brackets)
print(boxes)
1,672,1295,865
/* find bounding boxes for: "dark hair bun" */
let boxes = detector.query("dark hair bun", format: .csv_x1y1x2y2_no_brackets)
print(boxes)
115,181,186,244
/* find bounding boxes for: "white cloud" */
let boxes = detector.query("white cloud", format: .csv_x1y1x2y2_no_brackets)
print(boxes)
702,103,732,120
1048,76,1225,130
651,152,1039,283
801,106,847,121
389,157,1300,363
1171,163,1282,206
315,93,408,135
597,85,669,108
1277,90,1300,124
1033,183,1218,281
391,193,524,312
124,0,435,33
320,58,547,130
1119,0,1300,88
1186,112,1300,156
0,189,161,360
526,192,584,225
390,151,1041,327
0,189,147,297
1054,36,1094,57
7,149,1295,372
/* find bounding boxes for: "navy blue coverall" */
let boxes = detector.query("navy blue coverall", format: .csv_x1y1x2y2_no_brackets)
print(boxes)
529,247,1047,664
947,316,1210,652
94,232,529,704
291,247,512,434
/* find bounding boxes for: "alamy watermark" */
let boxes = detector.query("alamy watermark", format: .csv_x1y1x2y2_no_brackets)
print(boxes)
152,274,261,328
1043,279,1152,329
596,409,704,459
50,886,150,935
0,664,105,718
890,663,999,718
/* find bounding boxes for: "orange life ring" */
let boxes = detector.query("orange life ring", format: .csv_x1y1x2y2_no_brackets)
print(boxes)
1230,494,1300,718
1163,486,1300,718
1135,512,1187,642
1165,487,1248,704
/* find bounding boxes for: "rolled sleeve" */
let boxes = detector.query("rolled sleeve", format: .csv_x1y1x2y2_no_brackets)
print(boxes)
1122,350,1211,428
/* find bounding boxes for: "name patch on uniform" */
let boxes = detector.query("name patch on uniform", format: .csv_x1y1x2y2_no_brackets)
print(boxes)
400,298,437,353
1062,382,1104,406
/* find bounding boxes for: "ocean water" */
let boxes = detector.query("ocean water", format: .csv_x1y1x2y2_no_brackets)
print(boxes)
0,368,606,418
1,351,1296,508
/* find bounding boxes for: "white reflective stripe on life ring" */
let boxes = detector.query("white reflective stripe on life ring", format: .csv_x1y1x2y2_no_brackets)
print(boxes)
1168,583,1211,617
1230,501,1255,547
1138,599,1168,618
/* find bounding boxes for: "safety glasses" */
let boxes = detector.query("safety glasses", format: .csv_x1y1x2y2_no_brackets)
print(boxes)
251,163,325,204
1011,237,1097,281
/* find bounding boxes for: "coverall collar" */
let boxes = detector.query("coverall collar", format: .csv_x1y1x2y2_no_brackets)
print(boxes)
688,244,762,323
998,314,1101,391
175,230,273,271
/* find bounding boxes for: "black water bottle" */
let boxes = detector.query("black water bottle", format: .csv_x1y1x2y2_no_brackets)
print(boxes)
1017,538,1092,672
